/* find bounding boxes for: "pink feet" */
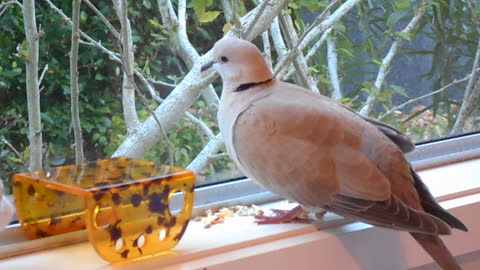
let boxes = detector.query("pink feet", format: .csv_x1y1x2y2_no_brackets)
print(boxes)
254,205,326,224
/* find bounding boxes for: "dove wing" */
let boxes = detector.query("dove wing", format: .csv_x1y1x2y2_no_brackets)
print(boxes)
232,82,450,234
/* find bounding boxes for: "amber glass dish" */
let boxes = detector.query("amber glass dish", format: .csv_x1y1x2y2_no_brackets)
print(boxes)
13,157,195,262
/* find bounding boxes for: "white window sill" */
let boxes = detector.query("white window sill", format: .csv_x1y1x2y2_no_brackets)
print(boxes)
1,158,479,270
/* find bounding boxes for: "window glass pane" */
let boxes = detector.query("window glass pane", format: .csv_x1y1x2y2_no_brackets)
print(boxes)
0,1,479,206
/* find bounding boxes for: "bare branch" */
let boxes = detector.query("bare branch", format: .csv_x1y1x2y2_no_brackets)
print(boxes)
113,0,140,133
283,27,332,80
305,28,331,63
130,79,174,166
113,0,289,158
327,33,342,99
466,0,480,33
1,138,22,159
82,0,120,39
22,0,42,171
230,0,243,36
185,112,215,140
147,78,176,88
187,133,223,174
451,36,480,135
274,0,357,78
208,153,230,162
46,0,168,108
244,0,270,38
0,1,22,17
270,18,287,59
299,0,359,50
378,70,480,120
219,0,232,23
156,0,177,31
38,64,48,88
270,18,292,79
156,0,220,108
359,8,426,116
262,30,272,69
278,13,319,93
70,0,84,163
133,74,217,144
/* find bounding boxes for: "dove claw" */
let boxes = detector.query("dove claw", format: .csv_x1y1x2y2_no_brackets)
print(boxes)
254,205,313,224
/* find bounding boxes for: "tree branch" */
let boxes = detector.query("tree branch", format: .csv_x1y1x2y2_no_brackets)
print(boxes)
187,133,223,174
359,8,426,116
157,0,220,108
270,18,287,59
185,111,215,140
327,32,342,99
70,0,84,163
207,153,230,162
82,0,120,39
274,0,358,78
1,138,22,159
38,63,48,89
113,0,140,134
113,0,289,158
244,0,270,38
284,27,331,79
262,30,272,69
0,1,22,17
378,69,480,120
46,0,169,108
451,36,480,135
278,13,319,93
299,0,359,50
22,0,42,171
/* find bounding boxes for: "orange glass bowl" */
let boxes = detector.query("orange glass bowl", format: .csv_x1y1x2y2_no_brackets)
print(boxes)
13,157,195,262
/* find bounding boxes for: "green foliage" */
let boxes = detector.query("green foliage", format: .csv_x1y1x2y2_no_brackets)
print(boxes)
191,0,221,24
1,0,479,191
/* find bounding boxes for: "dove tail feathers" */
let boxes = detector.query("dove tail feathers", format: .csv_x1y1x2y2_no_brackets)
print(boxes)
410,233,462,270
410,168,468,232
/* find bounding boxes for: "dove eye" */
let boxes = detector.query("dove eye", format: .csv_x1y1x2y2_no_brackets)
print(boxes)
220,56,229,62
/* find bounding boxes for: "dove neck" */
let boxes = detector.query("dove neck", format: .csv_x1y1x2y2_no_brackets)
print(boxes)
233,78,273,92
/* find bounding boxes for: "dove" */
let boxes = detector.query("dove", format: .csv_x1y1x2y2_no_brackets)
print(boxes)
201,37,468,270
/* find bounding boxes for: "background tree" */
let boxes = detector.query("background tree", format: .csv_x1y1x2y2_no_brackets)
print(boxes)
0,0,479,193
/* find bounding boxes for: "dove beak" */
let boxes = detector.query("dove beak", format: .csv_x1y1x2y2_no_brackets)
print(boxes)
201,60,216,72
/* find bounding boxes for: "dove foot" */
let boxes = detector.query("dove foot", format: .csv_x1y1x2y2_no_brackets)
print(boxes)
255,205,325,224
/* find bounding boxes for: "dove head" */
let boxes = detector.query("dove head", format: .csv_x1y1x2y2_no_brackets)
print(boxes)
202,37,272,89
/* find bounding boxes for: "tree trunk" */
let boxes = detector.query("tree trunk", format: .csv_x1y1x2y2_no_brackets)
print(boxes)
112,0,289,158
70,0,84,163
22,0,42,171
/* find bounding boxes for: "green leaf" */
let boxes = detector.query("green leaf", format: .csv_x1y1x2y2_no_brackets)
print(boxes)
148,18,162,29
191,0,221,23
8,156,22,163
373,59,382,66
222,23,232,33
143,0,152,9
396,31,412,41
0,68,22,78
338,48,354,58
387,9,408,28
95,73,104,80
390,85,409,97
198,11,221,23
288,2,300,9
395,0,410,9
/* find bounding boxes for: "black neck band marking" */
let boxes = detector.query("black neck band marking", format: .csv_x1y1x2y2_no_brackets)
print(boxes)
234,78,273,92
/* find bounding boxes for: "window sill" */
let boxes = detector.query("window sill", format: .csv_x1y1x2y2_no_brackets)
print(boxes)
0,158,479,270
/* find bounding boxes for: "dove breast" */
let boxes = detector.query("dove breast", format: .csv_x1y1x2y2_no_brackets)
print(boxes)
221,80,421,210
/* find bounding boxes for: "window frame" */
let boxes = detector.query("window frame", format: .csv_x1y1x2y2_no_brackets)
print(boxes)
189,132,480,216
1,132,480,259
